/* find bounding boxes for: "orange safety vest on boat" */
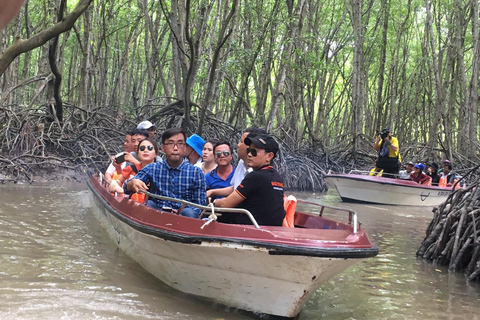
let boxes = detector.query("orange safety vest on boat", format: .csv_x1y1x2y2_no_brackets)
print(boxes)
439,176,447,187
282,195,298,228
130,192,146,203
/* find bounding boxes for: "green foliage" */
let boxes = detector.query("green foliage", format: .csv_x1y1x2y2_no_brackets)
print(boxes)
1,0,479,160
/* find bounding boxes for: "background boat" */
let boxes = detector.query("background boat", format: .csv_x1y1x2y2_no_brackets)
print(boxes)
325,172,453,206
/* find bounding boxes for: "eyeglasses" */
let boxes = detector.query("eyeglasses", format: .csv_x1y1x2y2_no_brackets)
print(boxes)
215,151,231,158
246,148,267,157
139,145,154,151
164,141,185,148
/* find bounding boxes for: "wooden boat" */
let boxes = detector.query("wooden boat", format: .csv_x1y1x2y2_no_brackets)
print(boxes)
87,173,378,318
324,172,454,206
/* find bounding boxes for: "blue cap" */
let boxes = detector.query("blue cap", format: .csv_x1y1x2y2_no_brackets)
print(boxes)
186,134,205,157
415,163,425,171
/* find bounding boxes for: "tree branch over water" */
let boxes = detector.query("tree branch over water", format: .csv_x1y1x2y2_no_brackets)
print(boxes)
0,0,93,76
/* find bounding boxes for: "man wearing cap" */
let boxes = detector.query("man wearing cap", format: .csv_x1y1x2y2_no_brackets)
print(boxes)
398,161,414,180
373,128,402,178
214,134,285,226
440,162,456,187
185,134,205,166
437,159,451,174
137,121,156,139
205,127,267,199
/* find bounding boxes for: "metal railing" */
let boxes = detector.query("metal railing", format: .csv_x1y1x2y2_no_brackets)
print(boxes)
138,191,261,229
297,199,359,233
97,172,260,228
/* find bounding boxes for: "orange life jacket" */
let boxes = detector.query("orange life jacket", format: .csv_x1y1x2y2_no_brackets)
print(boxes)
130,192,146,203
282,195,298,228
439,176,447,187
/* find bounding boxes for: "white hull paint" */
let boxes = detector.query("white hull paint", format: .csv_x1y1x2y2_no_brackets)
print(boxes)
89,193,358,317
325,175,451,206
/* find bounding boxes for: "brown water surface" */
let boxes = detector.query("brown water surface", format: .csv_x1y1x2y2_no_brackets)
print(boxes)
0,183,478,319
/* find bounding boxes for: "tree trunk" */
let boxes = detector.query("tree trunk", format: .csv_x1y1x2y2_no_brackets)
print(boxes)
347,0,366,160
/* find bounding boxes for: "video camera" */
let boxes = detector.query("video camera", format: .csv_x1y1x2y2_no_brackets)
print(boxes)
377,129,390,140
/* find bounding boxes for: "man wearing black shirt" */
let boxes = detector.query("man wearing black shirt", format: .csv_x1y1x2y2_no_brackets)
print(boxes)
214,134,285,226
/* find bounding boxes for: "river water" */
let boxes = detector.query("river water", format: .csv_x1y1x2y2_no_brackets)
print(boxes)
0,183,479,320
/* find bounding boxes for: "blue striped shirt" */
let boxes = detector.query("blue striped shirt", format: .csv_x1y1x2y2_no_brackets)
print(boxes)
124,159,207,214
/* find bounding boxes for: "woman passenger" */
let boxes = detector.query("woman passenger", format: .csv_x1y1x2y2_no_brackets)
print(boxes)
410,163,432,185
109,138,158,198
201,138,218,174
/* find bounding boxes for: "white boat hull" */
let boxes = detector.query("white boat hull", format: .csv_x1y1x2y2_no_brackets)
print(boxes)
325,174,451,206
89,193,358,317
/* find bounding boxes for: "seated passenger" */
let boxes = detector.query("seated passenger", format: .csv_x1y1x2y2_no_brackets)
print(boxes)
200,138,218,174
427,162,440,186
124,128,207,218
109,138,158,199
438,159,451,174
410,163,432,185
206,141,235,200
206,127,267,198
439,163,456,187
137,120,156,139
214,134,285,226
398,161,414,180
131,128,163,163
185,134,205,166
104,133,133,183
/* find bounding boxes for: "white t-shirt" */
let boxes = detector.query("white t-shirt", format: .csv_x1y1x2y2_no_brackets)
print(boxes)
230,159,252,189
194,158,203,168
398,170,411,180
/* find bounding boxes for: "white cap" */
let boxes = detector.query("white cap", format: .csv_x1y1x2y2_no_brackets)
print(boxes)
137,120,156,130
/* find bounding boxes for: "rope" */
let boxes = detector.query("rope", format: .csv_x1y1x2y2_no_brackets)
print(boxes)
200,201,218,229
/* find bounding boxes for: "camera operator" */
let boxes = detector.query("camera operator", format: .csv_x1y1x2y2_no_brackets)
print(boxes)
373,128,401,178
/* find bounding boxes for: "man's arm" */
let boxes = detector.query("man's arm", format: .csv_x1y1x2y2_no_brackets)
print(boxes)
192,169,207,206
389,136,399,151
207,186,234,198
373,135,381,150
214,190,244,208
125,152,140,165
123,166,151,193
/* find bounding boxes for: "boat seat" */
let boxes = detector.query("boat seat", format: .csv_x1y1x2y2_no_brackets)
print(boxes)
282,195,297,228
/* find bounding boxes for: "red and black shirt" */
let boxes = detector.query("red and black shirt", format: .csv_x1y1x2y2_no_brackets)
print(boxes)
234,165,285,226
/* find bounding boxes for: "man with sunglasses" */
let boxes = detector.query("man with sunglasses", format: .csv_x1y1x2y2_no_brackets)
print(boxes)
124,127,207,218
205,141,235,200
214,134,285,226
207,127,267,199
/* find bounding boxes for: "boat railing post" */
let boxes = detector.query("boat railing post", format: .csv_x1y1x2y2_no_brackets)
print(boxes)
349,211,358,234
319,207,325,217
143,194,149,205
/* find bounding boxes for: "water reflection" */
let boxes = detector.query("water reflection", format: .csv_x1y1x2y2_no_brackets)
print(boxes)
0,184,479,319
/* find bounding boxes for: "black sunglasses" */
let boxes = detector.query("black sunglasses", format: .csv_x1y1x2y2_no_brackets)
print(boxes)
139,145,154,151
246,148,267,157
215,151,231,157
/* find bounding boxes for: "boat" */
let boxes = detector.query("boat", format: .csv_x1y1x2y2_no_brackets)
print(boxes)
324,171,454,206
87,173,378,318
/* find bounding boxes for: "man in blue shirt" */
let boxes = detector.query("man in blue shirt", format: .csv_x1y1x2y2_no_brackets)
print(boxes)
124,127,207,218
205,140,235,200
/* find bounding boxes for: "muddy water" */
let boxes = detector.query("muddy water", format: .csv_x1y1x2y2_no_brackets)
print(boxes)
0,183,479,320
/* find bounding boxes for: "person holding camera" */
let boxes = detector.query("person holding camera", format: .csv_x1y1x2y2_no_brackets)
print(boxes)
373,128,402,178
